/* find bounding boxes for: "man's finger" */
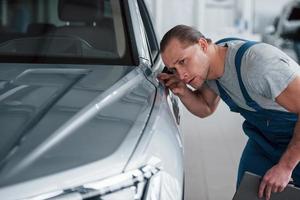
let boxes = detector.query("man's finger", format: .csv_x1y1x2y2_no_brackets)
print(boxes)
158,72,173,79
165,78,179,87
168,82,179,91
171,86,185,96
258,180,266,198
265,185,272,200
272,185,279,193
278,185,285,192
157,74,168,81
172,87,180,95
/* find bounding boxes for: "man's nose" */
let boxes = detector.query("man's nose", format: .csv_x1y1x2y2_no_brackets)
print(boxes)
178,70,189,82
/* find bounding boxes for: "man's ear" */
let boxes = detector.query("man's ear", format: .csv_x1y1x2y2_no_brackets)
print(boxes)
198,38,208,52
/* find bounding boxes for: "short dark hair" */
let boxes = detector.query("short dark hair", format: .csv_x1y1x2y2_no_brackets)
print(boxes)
160,24,211,52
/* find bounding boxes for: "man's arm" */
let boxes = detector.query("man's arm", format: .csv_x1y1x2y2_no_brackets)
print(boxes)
259,76,300,200
158,73,220,118
179,84,220,118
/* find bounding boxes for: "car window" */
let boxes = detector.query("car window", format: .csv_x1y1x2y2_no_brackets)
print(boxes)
137,0,159,62
288,7,300,21
0,0,133,65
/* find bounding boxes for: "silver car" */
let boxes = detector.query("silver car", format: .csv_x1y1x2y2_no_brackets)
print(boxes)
262,0,300,62
0,0,184,199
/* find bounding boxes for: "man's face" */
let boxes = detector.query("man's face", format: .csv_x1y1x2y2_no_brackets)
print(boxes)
161,38,210,89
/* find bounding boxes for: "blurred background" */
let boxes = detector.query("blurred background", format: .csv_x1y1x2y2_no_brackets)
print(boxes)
143,0,300,199
145,0,289,38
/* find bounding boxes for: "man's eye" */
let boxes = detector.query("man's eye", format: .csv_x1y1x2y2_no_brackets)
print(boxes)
179,59,185,65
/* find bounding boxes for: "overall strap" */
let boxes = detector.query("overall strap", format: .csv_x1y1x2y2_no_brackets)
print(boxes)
214,37,248,112
235,41,263,111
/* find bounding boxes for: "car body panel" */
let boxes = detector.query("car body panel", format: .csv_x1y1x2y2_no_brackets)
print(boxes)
0,65,157,199
125,79,184,199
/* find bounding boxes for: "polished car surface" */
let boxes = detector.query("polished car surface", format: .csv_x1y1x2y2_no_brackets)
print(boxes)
0,0,184,199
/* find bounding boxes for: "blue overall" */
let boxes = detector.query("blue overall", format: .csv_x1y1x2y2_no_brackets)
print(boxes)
215,38,300,187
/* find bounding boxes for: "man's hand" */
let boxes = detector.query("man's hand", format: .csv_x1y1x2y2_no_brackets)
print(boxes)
258,164,293,200
157,72,220,118
157,73,189,97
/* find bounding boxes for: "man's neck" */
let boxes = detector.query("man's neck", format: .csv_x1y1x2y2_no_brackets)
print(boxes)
207,44,227,80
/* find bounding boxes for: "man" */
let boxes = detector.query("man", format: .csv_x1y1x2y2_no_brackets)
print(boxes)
158,25,300,200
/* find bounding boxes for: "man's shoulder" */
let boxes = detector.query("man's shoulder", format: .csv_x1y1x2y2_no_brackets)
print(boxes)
242,42,295,68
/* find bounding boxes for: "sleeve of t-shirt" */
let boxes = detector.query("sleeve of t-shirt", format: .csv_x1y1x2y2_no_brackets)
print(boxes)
243,43,300,101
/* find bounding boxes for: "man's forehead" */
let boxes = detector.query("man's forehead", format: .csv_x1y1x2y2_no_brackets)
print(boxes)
162,39,196,66
162,39,182,63
161,49,177,66
168,38,184,48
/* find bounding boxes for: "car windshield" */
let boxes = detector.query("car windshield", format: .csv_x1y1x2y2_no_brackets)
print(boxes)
288,6,300,21
0,0,133,65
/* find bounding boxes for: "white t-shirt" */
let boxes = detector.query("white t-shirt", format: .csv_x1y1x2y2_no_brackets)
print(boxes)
206,40,300,112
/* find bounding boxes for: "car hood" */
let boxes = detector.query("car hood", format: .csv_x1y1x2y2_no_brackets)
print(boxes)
0,64,156,199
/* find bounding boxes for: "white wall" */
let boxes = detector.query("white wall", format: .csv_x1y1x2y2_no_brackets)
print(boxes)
145,0,293,37
145,0,240,38
144,0,199,39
